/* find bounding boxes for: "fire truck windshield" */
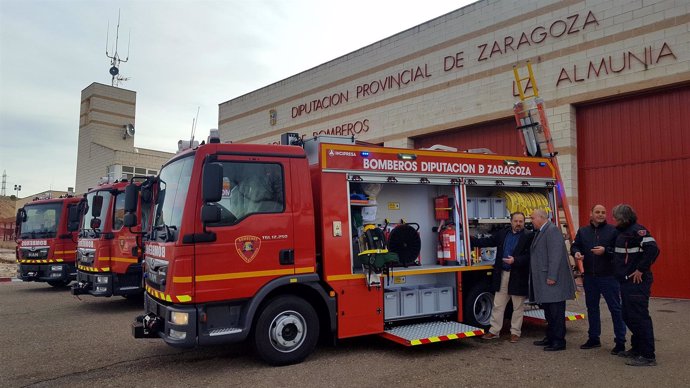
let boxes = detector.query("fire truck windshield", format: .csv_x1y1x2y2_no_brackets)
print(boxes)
19,203,62,239
81,191,112,238
152,156,194,242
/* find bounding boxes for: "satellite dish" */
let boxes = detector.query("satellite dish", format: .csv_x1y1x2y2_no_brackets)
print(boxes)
109,66,119,76
124,123,135,138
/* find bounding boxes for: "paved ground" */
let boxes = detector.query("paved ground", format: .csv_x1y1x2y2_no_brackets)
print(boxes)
1,281,689,388
0,248,16,279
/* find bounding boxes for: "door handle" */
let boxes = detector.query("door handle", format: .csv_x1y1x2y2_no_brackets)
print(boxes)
279,249,294,265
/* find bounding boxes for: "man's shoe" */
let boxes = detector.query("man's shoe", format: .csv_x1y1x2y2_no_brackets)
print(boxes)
544,344,566,351
617,349,639,359
481,332,498,340
610,344,626,355
625,355,657,367
510,334,519,343
580,339,601,349
533,338,550,346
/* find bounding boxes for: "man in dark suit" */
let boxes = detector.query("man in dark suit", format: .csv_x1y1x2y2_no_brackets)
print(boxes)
530,208,576,351
471,212,534,343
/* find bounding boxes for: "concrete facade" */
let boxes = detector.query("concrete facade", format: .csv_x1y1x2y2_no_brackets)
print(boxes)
218,0,690,222
75,83,173,194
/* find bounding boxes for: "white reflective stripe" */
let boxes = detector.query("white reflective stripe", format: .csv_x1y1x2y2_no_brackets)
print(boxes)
615,247,641,253
641,237,656,244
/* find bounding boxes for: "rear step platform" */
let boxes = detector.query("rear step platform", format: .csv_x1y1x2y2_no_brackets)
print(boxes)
380,321,484,346
523,309,586,323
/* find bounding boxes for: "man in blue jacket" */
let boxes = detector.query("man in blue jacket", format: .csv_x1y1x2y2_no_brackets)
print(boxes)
471,212,533,343
571,205,625,354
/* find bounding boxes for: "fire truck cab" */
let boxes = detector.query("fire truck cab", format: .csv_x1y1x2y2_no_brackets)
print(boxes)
15,196,81,287
129,133,577,365
71,179,150,298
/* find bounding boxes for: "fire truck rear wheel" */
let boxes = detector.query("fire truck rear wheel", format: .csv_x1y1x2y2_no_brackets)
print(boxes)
463,283,493,328
253,295,319,366
47,280,71,288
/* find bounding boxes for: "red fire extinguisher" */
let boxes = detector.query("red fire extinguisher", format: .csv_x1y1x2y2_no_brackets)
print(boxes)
439,223,458,266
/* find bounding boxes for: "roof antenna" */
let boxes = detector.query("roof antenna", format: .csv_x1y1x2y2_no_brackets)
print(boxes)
190,107,200,144
106,9,131,87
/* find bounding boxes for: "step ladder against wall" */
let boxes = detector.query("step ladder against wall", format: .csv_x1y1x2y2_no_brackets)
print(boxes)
513,61,583,278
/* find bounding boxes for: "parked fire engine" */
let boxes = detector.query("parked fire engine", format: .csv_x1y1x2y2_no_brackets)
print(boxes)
15,196,81,287
127,130,583,365
71,179,150,298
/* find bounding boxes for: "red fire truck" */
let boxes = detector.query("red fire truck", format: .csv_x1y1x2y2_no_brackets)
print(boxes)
71,179,150,298
15,196,81,287
128,132,583,365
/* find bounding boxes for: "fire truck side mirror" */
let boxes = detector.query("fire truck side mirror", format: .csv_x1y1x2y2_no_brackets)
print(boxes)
91,195,103,217
16,208,26,224
201,204,221,224
124,184,140,213
202,162,223,203
67,206,80,232
124,213,138,228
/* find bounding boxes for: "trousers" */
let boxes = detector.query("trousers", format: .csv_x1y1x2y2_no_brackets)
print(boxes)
621,272,655,359
583,274,626,345
488,270,526,336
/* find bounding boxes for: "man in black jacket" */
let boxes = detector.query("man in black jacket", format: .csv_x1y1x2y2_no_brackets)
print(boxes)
471,212,534,343
571,205,625,355
612,204,659,367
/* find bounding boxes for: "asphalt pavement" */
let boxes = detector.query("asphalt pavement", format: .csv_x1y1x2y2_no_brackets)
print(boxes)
1,281,689,388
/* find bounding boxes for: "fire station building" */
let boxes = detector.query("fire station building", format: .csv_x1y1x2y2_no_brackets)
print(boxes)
217,0,690,298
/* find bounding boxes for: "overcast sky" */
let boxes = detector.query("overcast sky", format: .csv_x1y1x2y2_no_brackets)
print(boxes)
0,0,472,197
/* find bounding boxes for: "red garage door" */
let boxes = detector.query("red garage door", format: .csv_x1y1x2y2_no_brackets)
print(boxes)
413,118,522,155
577,85,690,299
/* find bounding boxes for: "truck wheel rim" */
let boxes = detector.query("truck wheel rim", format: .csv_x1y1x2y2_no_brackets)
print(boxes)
474,292,494,326
269,310,306,353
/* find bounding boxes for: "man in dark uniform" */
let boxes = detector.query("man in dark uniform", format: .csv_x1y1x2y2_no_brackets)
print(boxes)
612,204,659,367
572,204,625,354
471,212,534,343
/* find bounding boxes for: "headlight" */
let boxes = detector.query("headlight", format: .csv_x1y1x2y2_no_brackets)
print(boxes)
50,265,63,271
96,276,109,284
171,311,189,325
50,273,62,278
96,286,107,292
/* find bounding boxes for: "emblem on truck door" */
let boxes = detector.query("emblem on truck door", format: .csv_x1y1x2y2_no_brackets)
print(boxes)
235,235,261,263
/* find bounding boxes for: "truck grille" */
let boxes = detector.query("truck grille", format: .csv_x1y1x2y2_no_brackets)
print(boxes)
77,248,96,266
19,248,48,260
145,256,168,292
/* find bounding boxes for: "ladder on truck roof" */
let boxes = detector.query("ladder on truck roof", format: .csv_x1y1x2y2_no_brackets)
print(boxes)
512,61,582,275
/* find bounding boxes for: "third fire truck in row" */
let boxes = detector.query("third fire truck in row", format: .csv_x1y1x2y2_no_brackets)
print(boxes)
15,196,81,287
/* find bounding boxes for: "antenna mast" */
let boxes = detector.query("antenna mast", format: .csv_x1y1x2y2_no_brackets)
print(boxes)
190,107,200,143
106,9,131,87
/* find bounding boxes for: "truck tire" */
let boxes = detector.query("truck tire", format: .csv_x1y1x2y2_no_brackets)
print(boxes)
463,283,494,328
47,280,71,288
253,295,319,366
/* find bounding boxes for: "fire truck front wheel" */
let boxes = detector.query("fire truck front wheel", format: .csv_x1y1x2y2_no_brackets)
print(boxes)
253,295,319,366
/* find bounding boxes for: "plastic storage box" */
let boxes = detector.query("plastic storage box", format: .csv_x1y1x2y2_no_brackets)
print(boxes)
418,285,438,314
466,198,478,219
491,197,509,218
437,286,455,312
384,289,401,319
400,287,419,316
477,198,491,218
